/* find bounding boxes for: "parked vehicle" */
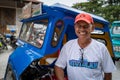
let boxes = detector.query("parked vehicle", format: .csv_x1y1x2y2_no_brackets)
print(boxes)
4,2,115,80
0,37,8,50
110,21,120,60
10,35,17,49
0,34,8,51
5,34,12,44
0,40,3,52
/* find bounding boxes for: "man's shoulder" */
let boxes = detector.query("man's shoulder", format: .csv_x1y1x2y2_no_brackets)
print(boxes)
67,38,77,43
65,39,77,46
92,39,106,47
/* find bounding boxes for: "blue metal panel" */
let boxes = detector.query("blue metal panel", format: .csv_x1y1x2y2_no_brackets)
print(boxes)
9,46,43,77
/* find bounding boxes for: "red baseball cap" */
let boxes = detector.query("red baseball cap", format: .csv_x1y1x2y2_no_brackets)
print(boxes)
75,13,94,24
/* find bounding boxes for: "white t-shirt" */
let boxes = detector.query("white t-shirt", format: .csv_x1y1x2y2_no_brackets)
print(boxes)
55,39,116,80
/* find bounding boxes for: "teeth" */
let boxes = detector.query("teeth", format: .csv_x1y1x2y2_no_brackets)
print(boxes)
80,32,86,35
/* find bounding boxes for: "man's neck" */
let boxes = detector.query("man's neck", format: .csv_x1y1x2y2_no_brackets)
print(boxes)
78,38,92,49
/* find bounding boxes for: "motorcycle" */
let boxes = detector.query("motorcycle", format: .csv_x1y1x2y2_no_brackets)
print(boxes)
10,35,17,49
0,36,8,51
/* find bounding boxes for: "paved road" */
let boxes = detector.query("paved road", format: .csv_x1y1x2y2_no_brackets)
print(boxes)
0,46,13,79
0,46,120,80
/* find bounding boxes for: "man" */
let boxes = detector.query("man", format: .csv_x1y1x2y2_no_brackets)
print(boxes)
54,13,116,80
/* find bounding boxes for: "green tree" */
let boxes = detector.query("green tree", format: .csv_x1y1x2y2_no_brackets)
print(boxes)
72,0,120,23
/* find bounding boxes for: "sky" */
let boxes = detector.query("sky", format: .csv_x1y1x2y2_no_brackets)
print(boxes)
39,0,88,6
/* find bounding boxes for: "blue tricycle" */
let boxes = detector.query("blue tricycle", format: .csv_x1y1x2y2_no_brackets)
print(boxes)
4,2,115,80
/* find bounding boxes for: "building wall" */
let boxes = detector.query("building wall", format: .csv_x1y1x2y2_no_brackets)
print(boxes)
0,7,22,37
0,8,16,34
16,8,22,37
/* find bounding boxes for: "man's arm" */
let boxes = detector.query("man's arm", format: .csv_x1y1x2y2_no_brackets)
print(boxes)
54,65,65,80
104,73,112,80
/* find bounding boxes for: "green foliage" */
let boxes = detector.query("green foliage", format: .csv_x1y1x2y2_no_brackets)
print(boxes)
72,0,120,24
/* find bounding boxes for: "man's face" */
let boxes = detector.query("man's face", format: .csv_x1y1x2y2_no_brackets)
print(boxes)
74,21,94,40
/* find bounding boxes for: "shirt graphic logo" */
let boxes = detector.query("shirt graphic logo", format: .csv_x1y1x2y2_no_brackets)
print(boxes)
69,59,98,69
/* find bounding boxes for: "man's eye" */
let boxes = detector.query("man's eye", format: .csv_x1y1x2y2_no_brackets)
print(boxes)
78,25,89,29
84,26,89,28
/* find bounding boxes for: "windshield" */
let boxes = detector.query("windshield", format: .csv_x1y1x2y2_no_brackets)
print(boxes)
19,19,48,48
112,26,120,35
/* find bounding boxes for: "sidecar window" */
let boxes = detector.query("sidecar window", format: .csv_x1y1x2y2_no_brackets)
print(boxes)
91,22,104,34
19,19,48,48
51,20,64,47
19,22,33,41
